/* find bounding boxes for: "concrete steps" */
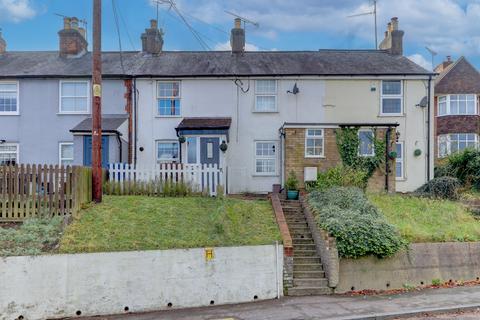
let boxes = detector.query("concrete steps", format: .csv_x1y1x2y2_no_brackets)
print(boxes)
281,199,331,296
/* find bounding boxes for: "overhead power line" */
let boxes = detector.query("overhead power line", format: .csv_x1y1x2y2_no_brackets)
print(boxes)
111,0,125,73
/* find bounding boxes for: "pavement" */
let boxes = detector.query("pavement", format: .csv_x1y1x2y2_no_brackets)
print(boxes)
81,286,480,320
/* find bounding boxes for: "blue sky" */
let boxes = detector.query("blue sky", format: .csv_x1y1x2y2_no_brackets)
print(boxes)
1,0,480,70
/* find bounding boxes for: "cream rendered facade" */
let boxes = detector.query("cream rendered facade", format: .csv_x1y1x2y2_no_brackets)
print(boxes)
135,76,433,194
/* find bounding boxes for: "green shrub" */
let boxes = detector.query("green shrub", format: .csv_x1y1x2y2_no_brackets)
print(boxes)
313,165,369,190
104,179,194,197
415,176,460,200
435,149,480,190
431,278,442,286
285,171,299,190
308,187,405,258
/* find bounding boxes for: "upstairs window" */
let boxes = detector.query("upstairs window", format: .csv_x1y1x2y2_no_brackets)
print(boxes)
358,129,375,156
396,142,404,179
305,129,324,158
0,82,18,115
60,81,89,113
381,80,403,115
438,133,478,157
0,144,18,165
438,94,476,116
255,80,277,112
255,141,277,175
157,82,180,116
156,140,179,162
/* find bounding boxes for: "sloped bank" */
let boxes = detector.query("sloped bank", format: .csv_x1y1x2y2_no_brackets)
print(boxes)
0,245,283,320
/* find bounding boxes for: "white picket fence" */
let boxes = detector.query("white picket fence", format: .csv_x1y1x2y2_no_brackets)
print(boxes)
107,163,224,196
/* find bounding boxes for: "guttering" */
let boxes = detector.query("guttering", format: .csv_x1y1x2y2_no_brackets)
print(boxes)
282,122,400,129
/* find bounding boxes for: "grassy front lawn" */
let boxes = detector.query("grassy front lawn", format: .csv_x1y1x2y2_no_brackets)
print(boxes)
59,196,280,253
369,193,480,243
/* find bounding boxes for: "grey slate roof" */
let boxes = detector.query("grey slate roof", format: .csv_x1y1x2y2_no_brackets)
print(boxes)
0,50,432,78
70,114,127,134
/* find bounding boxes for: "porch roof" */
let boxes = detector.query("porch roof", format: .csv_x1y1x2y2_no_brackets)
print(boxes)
176,117,232,131
70,114,128,135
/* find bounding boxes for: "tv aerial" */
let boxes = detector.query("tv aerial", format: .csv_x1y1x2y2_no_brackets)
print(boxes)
225,10,259,29
347,0,378,49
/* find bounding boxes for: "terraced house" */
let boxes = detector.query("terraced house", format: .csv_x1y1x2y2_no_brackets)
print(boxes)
434,56,480,160
0,17,434,194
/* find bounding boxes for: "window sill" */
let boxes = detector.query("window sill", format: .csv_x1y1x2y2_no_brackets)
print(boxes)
155,115,182,118
304,155,326,159
252,110,279,113
57,112,90,116
436,114,479,117
252,174,279,177
395,177,406,181
0,112,20,116
378,113,405,117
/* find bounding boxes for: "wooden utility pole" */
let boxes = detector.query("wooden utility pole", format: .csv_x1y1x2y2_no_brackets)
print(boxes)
92,0,102,202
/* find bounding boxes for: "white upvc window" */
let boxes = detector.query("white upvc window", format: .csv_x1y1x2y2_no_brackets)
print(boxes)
0,81,19,115
438,133,479,158
395,142,404,180
59,142,74,166
255,141,277,175
157,81,181,116
438,94,477,116
255,80,277,112
305,129,324,158
358,129,375,156
59,80,90,114
0,143,19,165
381,80,403,115
156,140,179,162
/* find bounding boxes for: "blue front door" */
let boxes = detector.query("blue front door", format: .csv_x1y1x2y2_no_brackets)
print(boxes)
200,137,220,166
83,136,109,168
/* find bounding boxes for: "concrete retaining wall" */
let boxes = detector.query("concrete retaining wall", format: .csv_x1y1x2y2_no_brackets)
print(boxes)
336,242,480,293
0,245,283,320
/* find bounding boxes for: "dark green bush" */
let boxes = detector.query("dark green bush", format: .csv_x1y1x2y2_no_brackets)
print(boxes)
311,165,369,191
415,176,460,200
435,149,480,190
308,187,405,258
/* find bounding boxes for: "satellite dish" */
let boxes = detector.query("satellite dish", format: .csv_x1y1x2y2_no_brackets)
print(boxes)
287,83,300,95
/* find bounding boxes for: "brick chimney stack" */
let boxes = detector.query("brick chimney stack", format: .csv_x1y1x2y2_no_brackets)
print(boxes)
141,19,164,55
58,17,88,57
434,56,454,73
0,29,6,54
379,17,404,55
230,18,245,54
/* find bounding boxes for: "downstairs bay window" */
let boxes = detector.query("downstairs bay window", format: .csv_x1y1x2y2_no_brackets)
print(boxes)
438,133,478,158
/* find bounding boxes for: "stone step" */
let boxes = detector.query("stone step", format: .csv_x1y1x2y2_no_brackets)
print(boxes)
293,243,316,251
282,207,302,212
294,256,321,264
292,234,313,240
294,263,324,272
294,278,329,287
286,220,306,224
292,238,314,244
294,249,317,257
288,287,332,296
293,270,326,279
288,223,308,229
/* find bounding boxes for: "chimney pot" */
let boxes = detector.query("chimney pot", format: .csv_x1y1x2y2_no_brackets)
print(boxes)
234,18,242,29
71,17,79,29
63,17,71,30
447,55,451,62
379,17,404,55
150,19,158,29
58,17,88,57
0,31,6,54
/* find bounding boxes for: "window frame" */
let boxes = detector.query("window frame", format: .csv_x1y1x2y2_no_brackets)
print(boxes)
380,80,403,116
155,140,180,163
358,129,375,157
58,80,90,114
254,79,278,113
438,133,479,158
437,94,477,116
0,143,19,165
254,140,278,176
58,142,74,166
395,141,404,180
0,81,20,115
156,81,181,117
304,128,325,158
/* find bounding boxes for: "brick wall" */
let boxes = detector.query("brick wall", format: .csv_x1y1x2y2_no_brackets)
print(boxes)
284,127,395,192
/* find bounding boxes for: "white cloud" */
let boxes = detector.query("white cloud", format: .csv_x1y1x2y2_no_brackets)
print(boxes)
408,54,432,71
214,40,260,51
0,0,36,22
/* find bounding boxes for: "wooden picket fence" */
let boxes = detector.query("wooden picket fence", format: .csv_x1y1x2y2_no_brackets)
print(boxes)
107,163,224,196
0,164,92,222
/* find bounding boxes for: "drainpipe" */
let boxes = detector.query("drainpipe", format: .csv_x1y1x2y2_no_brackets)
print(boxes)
133,78,138,166
427,75,432,181
116,133,123,163
385,127,391,192
124,79,133,164
279,126,286,188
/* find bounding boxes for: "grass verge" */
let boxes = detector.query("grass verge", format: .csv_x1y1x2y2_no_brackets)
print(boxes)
369,193,480,242
59,196,281,253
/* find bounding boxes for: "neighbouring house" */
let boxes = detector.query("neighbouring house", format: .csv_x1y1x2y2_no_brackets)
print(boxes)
434,56,480,161
0,17,130,168
0,17,434,194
